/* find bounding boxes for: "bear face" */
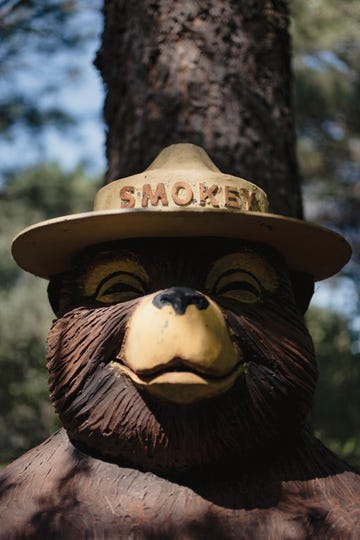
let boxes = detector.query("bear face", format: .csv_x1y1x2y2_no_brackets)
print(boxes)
46,238,317,476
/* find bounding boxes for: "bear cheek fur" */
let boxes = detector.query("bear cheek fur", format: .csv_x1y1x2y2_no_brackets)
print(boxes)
45,282,317,475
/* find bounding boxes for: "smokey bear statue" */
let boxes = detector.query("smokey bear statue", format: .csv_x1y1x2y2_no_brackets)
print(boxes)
1,144,360,539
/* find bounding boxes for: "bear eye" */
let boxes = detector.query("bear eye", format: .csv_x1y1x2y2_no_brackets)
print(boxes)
213,270,262,303
205,252,278,304
94,271,148,304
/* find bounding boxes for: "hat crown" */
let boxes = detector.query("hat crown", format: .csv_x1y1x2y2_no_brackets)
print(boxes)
146,143,220,172
94,143,268,213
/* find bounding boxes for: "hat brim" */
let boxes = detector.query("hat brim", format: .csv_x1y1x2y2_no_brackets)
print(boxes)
11,208,351,280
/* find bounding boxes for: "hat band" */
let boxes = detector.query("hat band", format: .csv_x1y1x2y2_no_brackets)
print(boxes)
94,180,268,212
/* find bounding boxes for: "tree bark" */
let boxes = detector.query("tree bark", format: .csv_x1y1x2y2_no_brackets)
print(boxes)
96,0,302,218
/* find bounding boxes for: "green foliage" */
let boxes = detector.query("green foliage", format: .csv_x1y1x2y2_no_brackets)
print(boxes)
307,306,360,468
0,277,55,464
291,4,360,469
0,0,100,156
0,164,99,465
291,0,360,271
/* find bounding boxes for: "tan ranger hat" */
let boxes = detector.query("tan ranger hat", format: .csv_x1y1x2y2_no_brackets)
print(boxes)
12,143,351,280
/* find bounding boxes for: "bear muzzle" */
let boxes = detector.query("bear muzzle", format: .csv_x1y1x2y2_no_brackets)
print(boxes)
111,288,245,404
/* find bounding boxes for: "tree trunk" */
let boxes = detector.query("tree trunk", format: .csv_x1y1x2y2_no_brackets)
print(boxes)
96,0,302,218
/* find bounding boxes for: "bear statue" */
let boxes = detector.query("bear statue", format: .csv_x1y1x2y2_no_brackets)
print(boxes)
1,143,359,539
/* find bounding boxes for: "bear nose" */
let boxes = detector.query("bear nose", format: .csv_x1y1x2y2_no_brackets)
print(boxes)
152,287,209,315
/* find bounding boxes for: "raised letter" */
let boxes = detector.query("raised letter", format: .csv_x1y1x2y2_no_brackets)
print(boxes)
199,183,219,207
171,182,193,206
225,186,240,209
239,189,255,210
120,186,135,208
142,183,169,207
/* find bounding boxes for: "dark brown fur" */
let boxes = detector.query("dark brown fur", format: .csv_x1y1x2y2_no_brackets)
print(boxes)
46,290,316,475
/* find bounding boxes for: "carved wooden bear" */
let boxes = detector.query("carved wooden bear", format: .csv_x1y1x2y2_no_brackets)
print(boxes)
1,144,359,539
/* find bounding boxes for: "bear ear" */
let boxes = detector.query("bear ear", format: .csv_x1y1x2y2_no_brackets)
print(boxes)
47,275,63,316
47,273,78,317
290,271,314,314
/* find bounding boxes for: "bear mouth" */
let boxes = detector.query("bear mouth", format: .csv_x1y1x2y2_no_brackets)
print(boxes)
113,356,244,382
109,356,248,404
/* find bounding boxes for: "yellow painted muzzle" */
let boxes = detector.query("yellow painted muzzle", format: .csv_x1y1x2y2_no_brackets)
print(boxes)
112,288,243,404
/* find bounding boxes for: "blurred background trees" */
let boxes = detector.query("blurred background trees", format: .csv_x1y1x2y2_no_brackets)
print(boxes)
0,0,359,467
0,164,98,464
291,0,360,465
0,0,104,179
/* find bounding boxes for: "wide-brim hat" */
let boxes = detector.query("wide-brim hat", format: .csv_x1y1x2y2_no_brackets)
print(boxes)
12,143,351,280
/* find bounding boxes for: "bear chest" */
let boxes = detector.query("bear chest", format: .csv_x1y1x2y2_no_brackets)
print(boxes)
2,465,352,540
